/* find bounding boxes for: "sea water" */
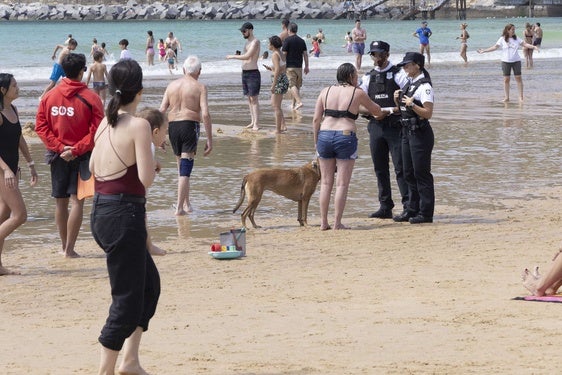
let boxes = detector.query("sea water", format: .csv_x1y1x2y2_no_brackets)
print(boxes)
2,17,562,80
2,17,562,246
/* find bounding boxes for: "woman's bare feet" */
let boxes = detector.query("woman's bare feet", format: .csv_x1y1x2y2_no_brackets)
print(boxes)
333,224,350,230
522,267,542,296
117,365,149,375
149,244,167,256
0,265,21,275
173,203,193,216
320,224,331,231
61,249,80,258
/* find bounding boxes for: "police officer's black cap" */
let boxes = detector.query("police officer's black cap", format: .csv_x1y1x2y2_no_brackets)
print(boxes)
239,22,254,31
397,51,425,69
369,41,390,54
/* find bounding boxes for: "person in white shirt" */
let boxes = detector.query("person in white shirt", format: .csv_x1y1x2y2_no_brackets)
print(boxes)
393,52,435,224
478,23,539,102
118,39,132,61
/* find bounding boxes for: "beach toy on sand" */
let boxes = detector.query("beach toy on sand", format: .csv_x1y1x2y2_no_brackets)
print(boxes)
209,228,246,259
208,249,243,259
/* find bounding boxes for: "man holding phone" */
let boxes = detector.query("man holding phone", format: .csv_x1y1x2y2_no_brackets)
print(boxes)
226,22,261,131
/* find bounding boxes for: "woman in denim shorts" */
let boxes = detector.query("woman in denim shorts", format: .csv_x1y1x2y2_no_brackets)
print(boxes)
312,63,385,230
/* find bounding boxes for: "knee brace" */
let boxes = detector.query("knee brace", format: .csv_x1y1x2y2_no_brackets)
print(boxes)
179,158,194,177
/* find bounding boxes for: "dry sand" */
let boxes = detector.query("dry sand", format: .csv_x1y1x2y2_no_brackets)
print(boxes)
1,182,561,374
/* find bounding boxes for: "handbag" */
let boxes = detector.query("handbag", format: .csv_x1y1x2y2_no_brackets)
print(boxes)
77,157,94,200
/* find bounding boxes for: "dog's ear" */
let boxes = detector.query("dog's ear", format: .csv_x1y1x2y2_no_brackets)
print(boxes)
311,159,320,175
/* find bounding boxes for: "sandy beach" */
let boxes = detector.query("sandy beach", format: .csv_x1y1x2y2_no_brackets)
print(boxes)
1,182,561,374
3,42,562,372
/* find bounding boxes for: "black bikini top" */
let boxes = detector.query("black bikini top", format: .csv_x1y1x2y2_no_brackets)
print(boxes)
323,86,359,120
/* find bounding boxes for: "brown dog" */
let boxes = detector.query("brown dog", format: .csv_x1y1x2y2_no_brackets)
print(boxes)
233,160,321,229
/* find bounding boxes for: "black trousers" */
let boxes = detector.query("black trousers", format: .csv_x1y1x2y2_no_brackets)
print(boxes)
91,194,160,351
402,124,435,218
368,118,409,211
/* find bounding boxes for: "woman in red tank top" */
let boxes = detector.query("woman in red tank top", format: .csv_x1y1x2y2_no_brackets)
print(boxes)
89,60,160,375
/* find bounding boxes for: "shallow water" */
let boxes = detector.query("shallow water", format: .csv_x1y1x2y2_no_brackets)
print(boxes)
11,54,562,250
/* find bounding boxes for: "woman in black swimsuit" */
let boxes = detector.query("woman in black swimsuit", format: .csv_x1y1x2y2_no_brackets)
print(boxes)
312,63,384,230
0,73,38,275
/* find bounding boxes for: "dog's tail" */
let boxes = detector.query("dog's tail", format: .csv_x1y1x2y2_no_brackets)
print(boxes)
232,175,247,213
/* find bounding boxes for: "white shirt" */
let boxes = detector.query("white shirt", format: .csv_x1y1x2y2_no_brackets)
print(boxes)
407,73,434,104
359,62,409,93
120,49,132,61
496,37,523,63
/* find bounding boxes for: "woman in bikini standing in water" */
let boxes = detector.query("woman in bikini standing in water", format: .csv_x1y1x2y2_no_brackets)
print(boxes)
146,30,155,66
456,23,469,64
312,63,384,230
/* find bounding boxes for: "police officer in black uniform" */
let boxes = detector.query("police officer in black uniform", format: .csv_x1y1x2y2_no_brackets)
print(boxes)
359,41,409,219
394,52,435,224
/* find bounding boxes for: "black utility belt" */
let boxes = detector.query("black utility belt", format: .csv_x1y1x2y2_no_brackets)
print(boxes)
399,117,429,131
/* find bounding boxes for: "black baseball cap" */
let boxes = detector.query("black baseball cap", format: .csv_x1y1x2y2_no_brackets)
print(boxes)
397,51,425,69
369,40,390,53
239,22,254,31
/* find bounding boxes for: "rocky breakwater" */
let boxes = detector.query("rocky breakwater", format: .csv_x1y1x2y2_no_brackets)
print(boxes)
0,0,363,21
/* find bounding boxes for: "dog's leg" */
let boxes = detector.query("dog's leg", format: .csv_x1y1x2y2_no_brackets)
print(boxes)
248,201,261,229
301,192,315,227
240,206,251,228
297,200,304,226
247,189,263,229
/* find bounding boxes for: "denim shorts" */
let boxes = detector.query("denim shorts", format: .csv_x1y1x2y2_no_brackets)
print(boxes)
316,130,358,160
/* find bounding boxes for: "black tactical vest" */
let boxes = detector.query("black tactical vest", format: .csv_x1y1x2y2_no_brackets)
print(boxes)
398,77,432,120
367,65,401,108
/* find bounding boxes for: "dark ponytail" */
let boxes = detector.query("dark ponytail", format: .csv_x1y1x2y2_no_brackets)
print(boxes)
106,60,143,126
0,73,14,111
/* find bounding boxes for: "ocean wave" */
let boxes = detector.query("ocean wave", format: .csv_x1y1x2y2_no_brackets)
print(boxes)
6,47,562,82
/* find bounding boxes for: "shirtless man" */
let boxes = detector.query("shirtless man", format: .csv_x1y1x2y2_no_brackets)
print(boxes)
86,51,109,105
351,19,367,71
533,22,543,47
166,31,182,57
160,56,213,216
40,38,77,100
279,18,290,42
226,22,261,131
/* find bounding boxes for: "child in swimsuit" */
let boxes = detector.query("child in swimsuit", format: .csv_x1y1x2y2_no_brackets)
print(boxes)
165,45,177,74
158,39,166,62
86,51,109,105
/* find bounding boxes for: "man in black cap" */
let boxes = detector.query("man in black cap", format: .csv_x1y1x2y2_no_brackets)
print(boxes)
359,40,409,220
226,22,261,131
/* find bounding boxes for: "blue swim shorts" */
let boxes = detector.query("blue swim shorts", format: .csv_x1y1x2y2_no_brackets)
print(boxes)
316,130,358,160
49,63,65,82
352,43,365,55
242,69,261,97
